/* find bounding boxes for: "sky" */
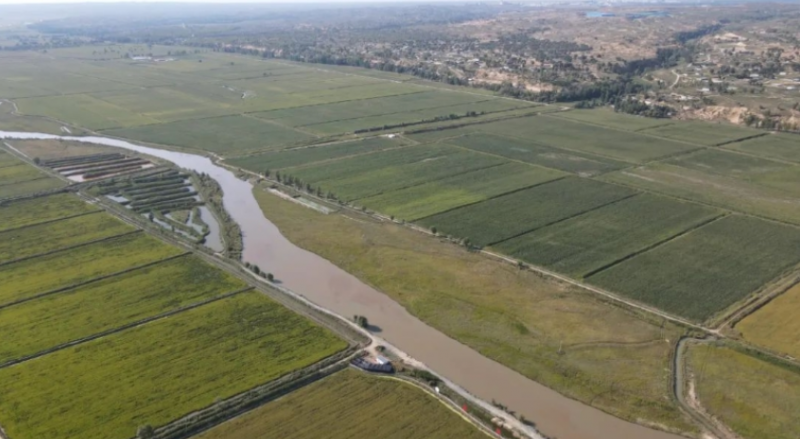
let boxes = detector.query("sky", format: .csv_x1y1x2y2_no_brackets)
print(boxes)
0,0,458,4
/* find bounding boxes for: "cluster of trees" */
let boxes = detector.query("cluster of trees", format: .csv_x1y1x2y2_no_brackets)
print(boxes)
244,262,274,281
265,169,331,199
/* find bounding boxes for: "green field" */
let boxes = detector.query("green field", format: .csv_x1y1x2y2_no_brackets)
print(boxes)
17,94,158,130
737,282,800,359
552,109,670,131
0,255,246,364
687,344,800,439
0,232,184,305
419,177,636,246
225,137,405,172
0,193,97,231
359,162,564,221
0,212,133,263
0,163,46,184
0,176,64,199
0,292,347,439
448,132,627,176
103,115,316,155
589,215,800,321
196,369,487,439
639,121,761,146
495,194,721,277
475,114,698,162
723,132,800,163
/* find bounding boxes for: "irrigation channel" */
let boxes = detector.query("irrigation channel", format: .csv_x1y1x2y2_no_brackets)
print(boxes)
0,131,685,439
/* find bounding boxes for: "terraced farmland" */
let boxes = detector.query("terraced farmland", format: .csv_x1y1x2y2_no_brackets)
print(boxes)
495,194,721,277
360,162,564,221
588,215,800,321
196,369,487,439
0,292,347,439
419,177,636,246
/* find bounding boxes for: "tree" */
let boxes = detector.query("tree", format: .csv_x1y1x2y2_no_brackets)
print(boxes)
136,425,154,439
430,226,437,235
33,157,41,165
266,272,274,282
252,265,261,275
263,169,270,178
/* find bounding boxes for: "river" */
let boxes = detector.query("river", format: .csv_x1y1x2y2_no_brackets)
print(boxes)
0,131,686,439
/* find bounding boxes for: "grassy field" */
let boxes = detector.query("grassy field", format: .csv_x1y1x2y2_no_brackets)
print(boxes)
737,282,800,358
0,291,347,439
419,177,637,246
0,212,133,263
686,344,800,439
0,176,64,199
252,188,696,434
0,255,246,364
475,114,699,162
448,132,628,176
638,121,761,146
495,194,721,277
16,94,158,130
0,193,97,231
196,369,488,439
359,162,564,221
225,137,405,172
589,215,800,321
723,132,800,163
11,139,119,161
103,115,316,155
0,163,48,184
551,109,670,131
0,232,184,305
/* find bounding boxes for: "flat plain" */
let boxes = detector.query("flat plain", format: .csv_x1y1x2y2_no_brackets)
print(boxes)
0,192,97,231
723,132,800,163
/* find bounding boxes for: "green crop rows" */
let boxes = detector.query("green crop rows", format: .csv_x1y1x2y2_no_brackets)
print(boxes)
0,193,97,232
723,132,800,163
420,177,636,246
0,292,347,439
639,121,761,146
588,215,800,321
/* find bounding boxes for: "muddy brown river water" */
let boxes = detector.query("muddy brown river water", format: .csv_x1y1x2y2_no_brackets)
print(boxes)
0,131,685,439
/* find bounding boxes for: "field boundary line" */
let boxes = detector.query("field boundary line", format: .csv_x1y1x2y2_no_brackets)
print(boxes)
0,209,102,234
582,213,728,279
486,192,640,247
0,287,254,370
0,252,190,311
0,175,56,188
712,132,769,147
412,176,569,223
711,268,800,330
0,228,141,268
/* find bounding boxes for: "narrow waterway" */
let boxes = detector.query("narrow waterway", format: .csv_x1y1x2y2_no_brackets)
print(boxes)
0,131,686,439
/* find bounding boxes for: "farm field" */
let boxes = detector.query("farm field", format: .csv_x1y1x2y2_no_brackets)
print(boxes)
0,232,184,306
495,194,721,277
0,162,45,184
359,162,564,221
252,188,697,433
723,132,800,163
0,291,347,439
737,283,800,359
225,136,405,172
588,215,800,321
448,132,627,176
0,211,133,263
16,94,158,130
0,192,97,231
551,108,670,131
0,175,64,199
475,114,699,162
419,177,637,247
10,139,118,160
103,115,316,155
599,163,800,225
686,344,800,439
638,121,762,146
195,369,488,439
0,255,246,364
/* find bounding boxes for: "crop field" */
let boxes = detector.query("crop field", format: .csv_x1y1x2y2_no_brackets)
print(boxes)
16,94,159,130
723,132,800,163
196,369,487,439
737,283,800,358
304,148,507,201
552,109,670,131
226,137,405,172
0,291,347,439
0,212,133,263
0,255,245,364
359,162,564,221
496,194,721,277
0,162,47,184
638,121,761,146
0,150,23,167
599,163,800,225
448,132,627,176
419,177,637,246
687,344,800,439
475,114,698,162
0,193,97,231
588,215,800,321
0,232,184,306
0,176,65,199
103,115,316,155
